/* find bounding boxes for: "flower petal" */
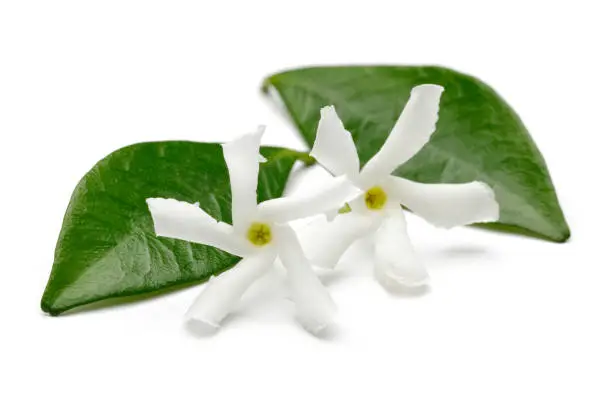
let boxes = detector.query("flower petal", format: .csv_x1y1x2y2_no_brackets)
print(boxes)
222,126,265,233
276,226,337,334
359,84,444,185
185,248,277,329
257,175,361,223
146,198,250,256
375,206,429,290
347,192,369,214
385,176,499,228
311,106,360,178
301,211,377,269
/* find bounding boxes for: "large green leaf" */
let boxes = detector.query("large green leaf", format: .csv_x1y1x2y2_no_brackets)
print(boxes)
263,66,570,242
41,142,306,315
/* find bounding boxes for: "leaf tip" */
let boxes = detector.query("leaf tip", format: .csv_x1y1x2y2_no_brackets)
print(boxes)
40,295,61,316
260,76,275,95
553,224,571,243
40,281,67,316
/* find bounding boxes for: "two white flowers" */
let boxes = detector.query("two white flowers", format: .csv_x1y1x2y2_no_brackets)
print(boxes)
147,84,500,334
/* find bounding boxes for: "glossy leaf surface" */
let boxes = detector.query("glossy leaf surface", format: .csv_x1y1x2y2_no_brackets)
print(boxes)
42,142,304,315
263,66,570,241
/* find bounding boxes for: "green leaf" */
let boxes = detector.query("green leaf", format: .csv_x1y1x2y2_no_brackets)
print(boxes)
263,66,570,242
41,142,305,315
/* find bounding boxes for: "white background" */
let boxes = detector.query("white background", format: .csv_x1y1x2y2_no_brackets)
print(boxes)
1,1,610,407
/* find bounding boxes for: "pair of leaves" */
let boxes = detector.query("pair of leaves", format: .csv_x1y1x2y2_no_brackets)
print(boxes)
42,65,570,316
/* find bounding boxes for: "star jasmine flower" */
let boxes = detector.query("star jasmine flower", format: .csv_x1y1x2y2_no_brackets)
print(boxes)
304,84,500,289
146,126,358,333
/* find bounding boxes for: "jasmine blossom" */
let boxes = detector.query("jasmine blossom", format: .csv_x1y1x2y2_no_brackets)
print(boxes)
147,126,358,333
305,85,500,289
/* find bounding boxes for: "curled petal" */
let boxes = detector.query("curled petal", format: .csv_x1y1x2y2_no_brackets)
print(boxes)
146,198,250,256
257,175,361,223
301,212,377,269
359,84,444,185
375,206,429,290
185,248,277,330
311,106,360,178
276,226,337,334
386,176,499,228
222,126,265,233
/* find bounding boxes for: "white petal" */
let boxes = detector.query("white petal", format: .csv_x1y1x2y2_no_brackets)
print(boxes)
222,126,265,233
385,176,499,228
276,226,337,334
346,192,368,214
324,208,339,222
146,198,250,257
359,84,444,185
256,175,361,223
301,212,377,269
185,248,277,330
311,106,360,178
375,206,429,290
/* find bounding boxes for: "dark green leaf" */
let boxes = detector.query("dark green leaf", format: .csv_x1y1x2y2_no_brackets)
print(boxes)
263,66,570,242
41,142,305,315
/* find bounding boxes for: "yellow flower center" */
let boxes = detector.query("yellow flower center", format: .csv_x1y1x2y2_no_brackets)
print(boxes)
246,222,272,246
364,186,387,210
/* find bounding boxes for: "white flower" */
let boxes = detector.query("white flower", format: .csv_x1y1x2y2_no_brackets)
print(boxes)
146,126,358,333
303,84,500,290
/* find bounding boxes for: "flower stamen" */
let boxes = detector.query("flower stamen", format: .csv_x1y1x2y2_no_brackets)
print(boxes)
247,222,272,246
365,186,387,210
